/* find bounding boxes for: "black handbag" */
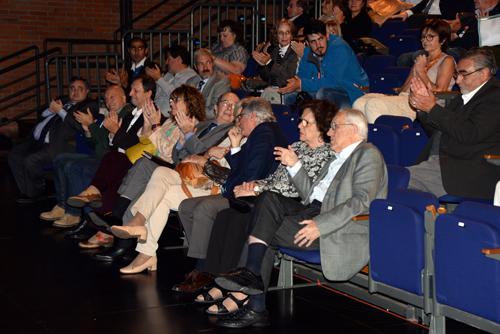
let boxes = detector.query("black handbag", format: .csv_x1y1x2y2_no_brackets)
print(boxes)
203,160,230,185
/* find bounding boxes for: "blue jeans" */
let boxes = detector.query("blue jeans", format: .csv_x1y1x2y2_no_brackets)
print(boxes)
53,153,99,215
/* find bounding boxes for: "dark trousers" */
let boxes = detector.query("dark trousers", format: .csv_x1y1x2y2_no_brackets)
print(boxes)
90,151,132,213
250,191,321,289
204,207,253,274
7,139,52,198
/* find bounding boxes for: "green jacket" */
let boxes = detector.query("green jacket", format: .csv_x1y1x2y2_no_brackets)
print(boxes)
86,103,135,159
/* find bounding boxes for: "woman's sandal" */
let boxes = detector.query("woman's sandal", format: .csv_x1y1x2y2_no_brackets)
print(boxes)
194,286,225,304
205,293,249,316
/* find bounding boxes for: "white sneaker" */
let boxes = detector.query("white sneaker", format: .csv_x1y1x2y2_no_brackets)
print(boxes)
40,205,65,221
52,214,80,228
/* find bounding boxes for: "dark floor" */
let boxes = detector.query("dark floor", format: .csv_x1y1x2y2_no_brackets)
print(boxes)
0,159,488,334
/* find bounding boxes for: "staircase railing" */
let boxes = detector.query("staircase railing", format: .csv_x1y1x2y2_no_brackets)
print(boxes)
44,53,120,104
0,46,62,125
121,29,191,68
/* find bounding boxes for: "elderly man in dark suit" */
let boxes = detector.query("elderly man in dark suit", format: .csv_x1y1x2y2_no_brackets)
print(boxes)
8,76,99,203
188,48,231,119
215,108,388,328
408,47,500,200
173,97,289,293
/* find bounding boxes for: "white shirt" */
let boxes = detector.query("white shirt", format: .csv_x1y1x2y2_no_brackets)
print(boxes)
112,107,142,153
461,81,488,105
287,140,363,203
131,57,147,71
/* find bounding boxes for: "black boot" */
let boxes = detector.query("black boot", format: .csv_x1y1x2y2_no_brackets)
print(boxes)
65,219,95,241
92,238,136,262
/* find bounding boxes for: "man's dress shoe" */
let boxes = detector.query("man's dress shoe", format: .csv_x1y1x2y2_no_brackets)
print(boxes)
172,271,214,293
215,267,264,295
65,220,96,241
87,212,122,232
92,238,136,262
216,305,269,328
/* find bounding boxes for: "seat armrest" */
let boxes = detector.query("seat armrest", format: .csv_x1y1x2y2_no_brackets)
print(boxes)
484,154,500,166
353,214,369,221
481,248,500,261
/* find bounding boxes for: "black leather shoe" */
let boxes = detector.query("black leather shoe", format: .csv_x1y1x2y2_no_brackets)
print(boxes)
87,212,122,232
92,238,136,262
215,267,264,295
216,305,269,328
65,220,95,241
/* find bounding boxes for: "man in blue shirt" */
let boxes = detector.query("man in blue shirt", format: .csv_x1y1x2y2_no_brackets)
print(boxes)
279,20,369,108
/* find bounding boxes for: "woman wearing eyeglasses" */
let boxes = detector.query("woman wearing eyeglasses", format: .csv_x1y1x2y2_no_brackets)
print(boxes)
192,100,337,316
353,19,455,123
70,85,205,252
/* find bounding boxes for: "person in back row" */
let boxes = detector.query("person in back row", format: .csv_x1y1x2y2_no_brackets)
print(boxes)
278,20,369,108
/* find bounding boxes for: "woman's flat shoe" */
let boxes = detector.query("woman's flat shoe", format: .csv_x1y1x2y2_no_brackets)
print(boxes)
111,225,147,243
120,256,157,274
205,293,249,316
78,232,114,249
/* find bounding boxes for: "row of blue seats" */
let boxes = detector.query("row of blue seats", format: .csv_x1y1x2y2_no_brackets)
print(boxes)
276,171,500,334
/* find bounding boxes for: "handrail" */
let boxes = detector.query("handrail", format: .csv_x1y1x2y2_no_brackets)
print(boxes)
43,38,121,58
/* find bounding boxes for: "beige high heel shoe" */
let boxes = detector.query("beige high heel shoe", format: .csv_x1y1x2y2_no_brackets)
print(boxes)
120,255,157,274
110,225,147,243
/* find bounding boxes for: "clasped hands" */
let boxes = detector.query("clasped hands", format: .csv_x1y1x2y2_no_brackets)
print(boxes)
409,76,436,113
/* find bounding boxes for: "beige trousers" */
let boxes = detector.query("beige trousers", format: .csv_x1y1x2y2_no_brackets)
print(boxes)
352,92,416,123
130,166,215,256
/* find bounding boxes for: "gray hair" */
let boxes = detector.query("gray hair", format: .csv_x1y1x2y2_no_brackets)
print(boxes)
463,47,497,76
194,48,214,62
341,108,368,140
240,97,276,124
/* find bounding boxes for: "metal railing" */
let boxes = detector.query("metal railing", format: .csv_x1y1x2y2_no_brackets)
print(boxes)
121,30,191,68
44,53,120,104
0,45,62,124
43,38,121,57
190,3,257,56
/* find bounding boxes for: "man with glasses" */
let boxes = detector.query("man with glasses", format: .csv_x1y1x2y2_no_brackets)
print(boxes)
214,108,387,328
278,20,368,108
187,48,231,119
408,47,500,199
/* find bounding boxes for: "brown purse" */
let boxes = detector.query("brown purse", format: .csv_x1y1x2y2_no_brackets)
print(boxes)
175,162,219,198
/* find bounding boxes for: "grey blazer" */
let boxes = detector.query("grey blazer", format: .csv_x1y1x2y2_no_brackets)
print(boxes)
172,120,232,163
291,142,388,281
187,73,230,119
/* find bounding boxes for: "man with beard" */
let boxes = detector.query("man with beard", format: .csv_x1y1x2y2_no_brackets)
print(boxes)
278,20,369,108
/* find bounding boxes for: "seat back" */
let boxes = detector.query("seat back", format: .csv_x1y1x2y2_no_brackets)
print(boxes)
387,35,421,58
386,164,409,198
271,104,299,144
375,115,413,132
370,189,438,294
435,201,500,323
363,54,396,77
368,124,399,164
369,73,401,94
372,20,408,45
398,127,428,166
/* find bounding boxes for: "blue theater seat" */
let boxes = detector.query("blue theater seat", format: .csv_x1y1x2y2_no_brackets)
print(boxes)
368,124,399,165
271,104,299,144
370,189,438,301
369,73,401,94
398,127,428,167
372,20,408,45
363,54,396,78
387,35,421,58
375,115,413,132
432,201,500,333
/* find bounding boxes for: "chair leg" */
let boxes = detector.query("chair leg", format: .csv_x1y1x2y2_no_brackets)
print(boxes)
429,314,446,334
277,256,294,289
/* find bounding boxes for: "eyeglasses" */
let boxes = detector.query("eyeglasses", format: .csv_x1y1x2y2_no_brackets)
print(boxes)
330,122,353,130
219,100,234,108
235,112,251,122
169,96,184,104
453,67,485,79
420,34,437,42
299,118,316,126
